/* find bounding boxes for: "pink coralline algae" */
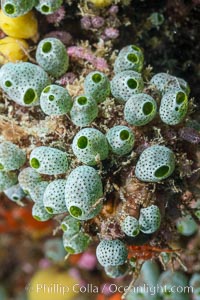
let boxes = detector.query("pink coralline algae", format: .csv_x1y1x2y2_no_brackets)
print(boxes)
103,27,119,40
81,16,105,30
179,127,200,144
101,219,125,240
44,31,72,45
77,251,97,270
100,283,113,296
46,6,66,24
135,141,151,154
109,5,119,15
67,46,109,71
81,16,92,30
95,57,109,71
56,72,76,85
91,16,105,28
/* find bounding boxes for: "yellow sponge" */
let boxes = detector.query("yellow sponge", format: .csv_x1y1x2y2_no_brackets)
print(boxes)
0,10,38,39
89,0,113,8
27,267,78,300
0,36,29,63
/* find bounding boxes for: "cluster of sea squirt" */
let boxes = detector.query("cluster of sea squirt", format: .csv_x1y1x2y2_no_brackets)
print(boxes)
0,43,190,279
1,0,63,18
